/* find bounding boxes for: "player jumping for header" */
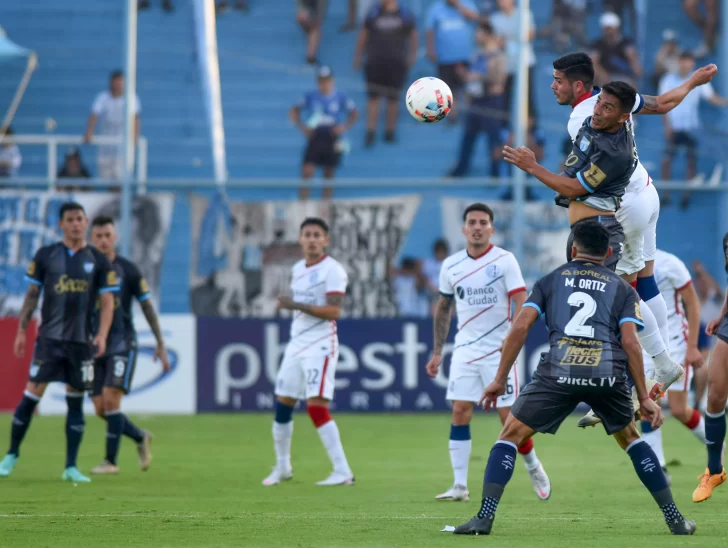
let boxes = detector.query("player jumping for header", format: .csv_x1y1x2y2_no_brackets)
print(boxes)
426,203,551,502
452,221,695,536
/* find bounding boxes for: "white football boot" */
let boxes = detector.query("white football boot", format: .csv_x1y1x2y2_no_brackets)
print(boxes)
316,471,355,486
527,463,552,500
435,484,470,502
262,467,293,486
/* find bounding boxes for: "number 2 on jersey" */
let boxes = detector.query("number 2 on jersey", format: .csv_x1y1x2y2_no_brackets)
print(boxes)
564,291,597,338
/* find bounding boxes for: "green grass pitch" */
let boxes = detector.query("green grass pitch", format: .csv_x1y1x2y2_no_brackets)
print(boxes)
0,413,726,547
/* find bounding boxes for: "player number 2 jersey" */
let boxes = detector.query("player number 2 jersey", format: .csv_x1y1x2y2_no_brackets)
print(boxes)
288,255,348,356
439,245,526,364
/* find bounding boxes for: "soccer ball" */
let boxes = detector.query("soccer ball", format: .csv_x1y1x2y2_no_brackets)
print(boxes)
405,77,453,123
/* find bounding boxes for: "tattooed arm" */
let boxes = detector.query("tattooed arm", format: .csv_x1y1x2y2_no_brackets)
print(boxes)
425,295,454,377
276,293,345,321
13,285,41,358
638,64,718,115
140,299,171,372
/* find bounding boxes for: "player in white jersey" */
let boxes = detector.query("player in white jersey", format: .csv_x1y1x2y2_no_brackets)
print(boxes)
550,53,717,425
636,250,707,480
262,217,355,487
425,203,551,502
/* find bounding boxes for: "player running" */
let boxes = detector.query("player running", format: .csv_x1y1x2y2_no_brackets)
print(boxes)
262,217,355,486
452,221,696,536
0,202,118,482
692,233,728,503
426,203,551,502
550,53,717,419
88,216,171,474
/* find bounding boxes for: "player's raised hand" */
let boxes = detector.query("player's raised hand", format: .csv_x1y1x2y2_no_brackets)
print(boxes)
93,334,107,358
480,380,506,412
686,346,704,368
706,316,722,336
690,64,718,87
639,398,664,430
155,344,171,372
425,354,442,378
13,331,26,359
503,146,537,173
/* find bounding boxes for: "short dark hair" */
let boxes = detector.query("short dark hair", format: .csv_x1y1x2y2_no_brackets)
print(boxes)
601,81,637,114
91,215,115,228
59,201,85,220
110,70,123,80
572,221,610,257
463,203,494,224
553,53,595,89
433,238,449,254
679,51,695,61
300,217,329,234
478,21,494,36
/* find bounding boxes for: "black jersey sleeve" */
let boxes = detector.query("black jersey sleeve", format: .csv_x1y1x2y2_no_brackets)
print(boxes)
523,278,547,317
95,250,120,294
25,247,46,287
126,260,151,302
617,282,644,332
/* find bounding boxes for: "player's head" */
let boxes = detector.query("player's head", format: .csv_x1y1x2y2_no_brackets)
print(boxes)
90,215,117,256
110,70,124,96
570,221,613,263
678,51,696,76
59,202,88,241
299,217,329,259
317,65,335,95
462,203,495,249
552,53,595,105
592,81,636,131
476,21,497,47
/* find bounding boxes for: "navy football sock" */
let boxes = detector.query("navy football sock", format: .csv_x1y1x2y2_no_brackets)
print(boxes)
121,413,145,444
9,392,40,457
65,394,85,469
478,441,517,519
626,439,676,510
105,411,124,465
705,410,726,475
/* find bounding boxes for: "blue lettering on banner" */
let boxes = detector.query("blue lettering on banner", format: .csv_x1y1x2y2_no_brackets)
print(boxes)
196,318,549,412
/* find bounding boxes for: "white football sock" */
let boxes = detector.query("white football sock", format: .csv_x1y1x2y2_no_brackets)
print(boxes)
316,421,352,476
690,415,708,444
644,293,670,353
272,421,293,471
520,448,541,471
641,428,666,467
449,439,471,487
637,300,668,360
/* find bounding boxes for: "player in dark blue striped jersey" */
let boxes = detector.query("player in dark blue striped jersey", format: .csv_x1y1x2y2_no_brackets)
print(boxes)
88,216,170,475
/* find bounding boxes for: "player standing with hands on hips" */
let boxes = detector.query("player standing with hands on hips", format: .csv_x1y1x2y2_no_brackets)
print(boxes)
426,203,551,502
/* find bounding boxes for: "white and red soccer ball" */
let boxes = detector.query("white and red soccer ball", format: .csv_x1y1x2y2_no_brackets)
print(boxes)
405,77,453,123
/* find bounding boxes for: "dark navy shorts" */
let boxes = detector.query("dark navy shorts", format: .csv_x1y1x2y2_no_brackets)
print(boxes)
29,338,94,392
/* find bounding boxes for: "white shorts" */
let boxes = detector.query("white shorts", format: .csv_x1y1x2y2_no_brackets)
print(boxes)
275,347,338,401
645,348,690,392
98,154,122,181
615,183,660,276
446,353,519,408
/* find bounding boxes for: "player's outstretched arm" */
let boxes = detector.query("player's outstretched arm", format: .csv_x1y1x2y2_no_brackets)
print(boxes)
496,306,538,383
621,321,648,400
638,64,718,115
276,293,344,321
425,295,454,377
503,146,586,199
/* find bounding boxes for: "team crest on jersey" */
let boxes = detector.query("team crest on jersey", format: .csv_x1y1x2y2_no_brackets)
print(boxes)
456,286,465,299
486,264,501,278
83,262,94,274
579,135,590,152
310,271,319,284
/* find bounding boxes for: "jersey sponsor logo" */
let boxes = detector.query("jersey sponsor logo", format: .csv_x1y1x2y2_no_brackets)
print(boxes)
556,376,616,386
634,301,643,321
559,346,603,366
486,264,501,278
456,285,498,306
583,163,606,187
565,269,611,282
27,260,36,277
83,261,94,274
579,136,590,152
564,152,579,167
54,275,89,294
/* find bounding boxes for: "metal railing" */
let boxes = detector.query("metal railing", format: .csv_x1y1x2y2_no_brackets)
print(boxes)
0,134,148,192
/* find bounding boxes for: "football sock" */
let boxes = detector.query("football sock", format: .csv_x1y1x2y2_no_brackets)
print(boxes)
273,401,294,471
8,391,40,457
637,300,668,360
640,420,666,467
637,277,670,349
478,440,517,519
626,439,673,508
105,410,124,465
517,437,540,471
121,414,145,444
65,394,85,469
682,409,707,444
449,424,471,487
309,405,352,476
705,410,726,475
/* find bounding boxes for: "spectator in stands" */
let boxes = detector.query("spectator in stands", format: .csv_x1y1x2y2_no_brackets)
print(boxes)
425,0,480,124
0,126,21,178
138,0,174,12
57,148,93,193
391,257,430,317
590,12,642,87
545,0,588,52
651,29,681,90
290,66,359,201
296,0,326,65
659,51,728,208
216,0,248,13
354,0,418,147
490,0,537,118
449,22,507,178
684,0,718,58
496,117,543,200
422,238,449,302
603,0,636,39
84,70,141,182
